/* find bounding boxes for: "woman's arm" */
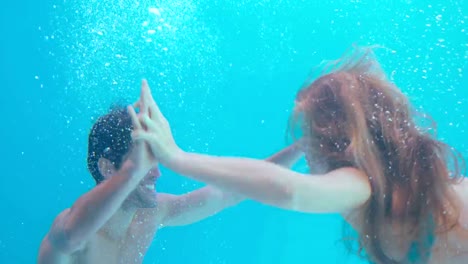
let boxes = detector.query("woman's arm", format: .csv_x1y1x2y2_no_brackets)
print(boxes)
166,152,371,213
157,143,304,227
131,79,372,214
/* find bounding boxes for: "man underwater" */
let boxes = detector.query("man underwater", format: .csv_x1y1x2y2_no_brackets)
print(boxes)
38,81,303,263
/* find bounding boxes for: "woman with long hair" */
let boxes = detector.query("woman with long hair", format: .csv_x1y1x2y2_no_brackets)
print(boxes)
130,47,468,263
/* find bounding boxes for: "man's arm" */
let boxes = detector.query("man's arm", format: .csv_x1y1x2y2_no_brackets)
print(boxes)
38,168,145,262
265,142,304,168
38,162,147,263
159,143,303,227
38,130,153,264
157,187,240,227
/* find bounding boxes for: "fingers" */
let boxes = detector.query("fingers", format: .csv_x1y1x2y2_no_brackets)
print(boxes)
140,79,159,117
129,102,161,134
148,102,157,120
140,114,159,132
127,105,142,130
131,130,153,142
135,78,168,125
136,79,150,115
140,79,162,120
133,100,140,109
141,79,155,102
141,80,151,105
148,97,165,123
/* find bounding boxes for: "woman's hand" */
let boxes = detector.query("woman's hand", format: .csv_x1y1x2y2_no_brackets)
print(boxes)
129,80,182,167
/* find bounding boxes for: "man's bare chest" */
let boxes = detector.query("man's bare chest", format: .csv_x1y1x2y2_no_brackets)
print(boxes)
71,219,160,264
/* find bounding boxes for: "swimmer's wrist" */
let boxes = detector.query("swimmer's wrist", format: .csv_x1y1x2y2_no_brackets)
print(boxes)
164,148,189,171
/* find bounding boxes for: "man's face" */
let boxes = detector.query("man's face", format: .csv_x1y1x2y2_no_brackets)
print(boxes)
126,165,161,209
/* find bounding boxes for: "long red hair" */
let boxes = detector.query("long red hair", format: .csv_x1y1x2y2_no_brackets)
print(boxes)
290,47,465,263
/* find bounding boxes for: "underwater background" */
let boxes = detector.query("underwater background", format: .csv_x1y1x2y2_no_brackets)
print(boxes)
0,0,467,263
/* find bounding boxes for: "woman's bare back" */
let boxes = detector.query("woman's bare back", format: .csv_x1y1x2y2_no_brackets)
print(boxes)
429,179,468,263
345,179,468,263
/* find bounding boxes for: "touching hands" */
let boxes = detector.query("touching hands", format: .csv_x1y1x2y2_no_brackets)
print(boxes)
124,100,155,176
128,80,182,167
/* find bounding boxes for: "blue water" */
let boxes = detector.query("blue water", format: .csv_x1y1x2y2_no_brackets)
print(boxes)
1,0,467,263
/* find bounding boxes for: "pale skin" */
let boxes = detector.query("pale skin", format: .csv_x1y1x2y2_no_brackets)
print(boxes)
133,79,468,263
37,83,304,264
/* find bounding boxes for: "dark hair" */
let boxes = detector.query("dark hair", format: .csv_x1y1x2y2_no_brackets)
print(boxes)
290,47,465,263
87,105,133,184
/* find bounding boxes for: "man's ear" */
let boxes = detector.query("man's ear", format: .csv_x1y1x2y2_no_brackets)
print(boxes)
98,158,116,180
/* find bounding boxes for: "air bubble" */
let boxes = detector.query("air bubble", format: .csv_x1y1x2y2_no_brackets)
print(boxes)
148,7,161,16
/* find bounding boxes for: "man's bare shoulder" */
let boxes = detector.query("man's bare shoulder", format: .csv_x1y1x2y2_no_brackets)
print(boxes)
453,177,468,192
38,234,71,264
38,208,74,264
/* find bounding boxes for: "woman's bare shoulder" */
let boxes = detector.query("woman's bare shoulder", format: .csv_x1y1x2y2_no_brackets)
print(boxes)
452,178,468,229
